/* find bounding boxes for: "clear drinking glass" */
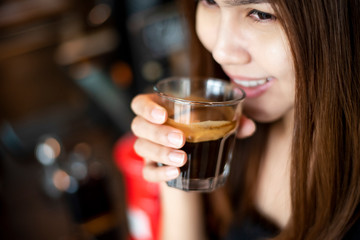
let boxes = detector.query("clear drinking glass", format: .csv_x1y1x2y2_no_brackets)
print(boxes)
154,77,245,192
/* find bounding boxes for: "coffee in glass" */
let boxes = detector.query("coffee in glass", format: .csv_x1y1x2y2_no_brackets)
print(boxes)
154,77,245,191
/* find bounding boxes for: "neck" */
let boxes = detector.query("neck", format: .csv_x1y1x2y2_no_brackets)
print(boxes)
254,108,294,228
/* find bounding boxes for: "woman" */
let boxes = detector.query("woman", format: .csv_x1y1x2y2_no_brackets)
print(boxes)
131,0,360,239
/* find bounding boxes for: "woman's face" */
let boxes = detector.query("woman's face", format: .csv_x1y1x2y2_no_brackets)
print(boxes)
196,0,295,122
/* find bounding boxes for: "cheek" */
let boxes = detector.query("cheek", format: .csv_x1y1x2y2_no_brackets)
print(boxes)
260,36,294,80
195,8,217,53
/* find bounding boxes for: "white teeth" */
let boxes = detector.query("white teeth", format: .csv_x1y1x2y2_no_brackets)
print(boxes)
234,78,269,88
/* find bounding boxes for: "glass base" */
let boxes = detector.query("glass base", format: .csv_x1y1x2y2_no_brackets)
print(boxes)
166,174,227,192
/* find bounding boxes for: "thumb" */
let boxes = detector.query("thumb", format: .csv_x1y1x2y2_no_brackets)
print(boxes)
236,115,256,139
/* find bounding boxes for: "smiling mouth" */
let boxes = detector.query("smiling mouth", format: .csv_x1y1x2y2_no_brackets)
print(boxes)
233,77,272,88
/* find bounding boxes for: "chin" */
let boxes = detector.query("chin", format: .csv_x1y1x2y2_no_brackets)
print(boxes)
243,108,284,123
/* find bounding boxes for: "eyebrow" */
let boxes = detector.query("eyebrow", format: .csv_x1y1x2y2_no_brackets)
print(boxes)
223,0,269,6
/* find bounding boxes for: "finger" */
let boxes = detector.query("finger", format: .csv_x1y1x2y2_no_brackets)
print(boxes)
134,138,186,167
142,161,180,182
131,116,185,148
236,115,256,139
131,93,167,124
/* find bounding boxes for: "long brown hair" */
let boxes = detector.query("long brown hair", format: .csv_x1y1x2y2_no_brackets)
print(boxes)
178,0,360,239
273,1,360,239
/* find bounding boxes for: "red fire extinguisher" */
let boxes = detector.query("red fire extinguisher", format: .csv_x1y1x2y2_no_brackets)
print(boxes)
114,133,161,240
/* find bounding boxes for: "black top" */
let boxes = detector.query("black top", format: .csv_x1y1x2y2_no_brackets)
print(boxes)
224,213,279,240
224,213,360,240
343,217,360,240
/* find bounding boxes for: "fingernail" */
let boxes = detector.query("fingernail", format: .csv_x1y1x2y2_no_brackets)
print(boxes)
167,132,183,147
168,151,184,165
151,108,166,122
166,167,179,177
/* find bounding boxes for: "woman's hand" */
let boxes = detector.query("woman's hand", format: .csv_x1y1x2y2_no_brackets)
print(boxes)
131,93,186,182
130,93,256,183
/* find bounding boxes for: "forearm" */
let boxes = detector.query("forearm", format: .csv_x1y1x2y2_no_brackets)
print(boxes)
160,183,207,240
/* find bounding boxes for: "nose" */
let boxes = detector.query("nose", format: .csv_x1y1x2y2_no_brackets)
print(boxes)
212,16,251,66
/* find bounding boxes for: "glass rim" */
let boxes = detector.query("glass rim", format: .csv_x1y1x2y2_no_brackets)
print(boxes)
153,77,246,106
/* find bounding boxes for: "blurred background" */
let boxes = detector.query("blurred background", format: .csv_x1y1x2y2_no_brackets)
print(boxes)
0,0,189,239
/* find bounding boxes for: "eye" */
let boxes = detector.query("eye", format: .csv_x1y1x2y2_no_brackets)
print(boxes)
198,0,218,7
248,9,276,22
